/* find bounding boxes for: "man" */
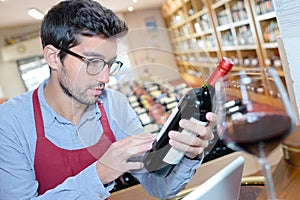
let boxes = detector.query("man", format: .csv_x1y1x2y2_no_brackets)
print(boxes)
0,0,215,199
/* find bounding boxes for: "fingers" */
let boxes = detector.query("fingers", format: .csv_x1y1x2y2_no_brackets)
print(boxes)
169,115,216,158
206,112,217,130
99,133,155,170
116,132,156,147
128,133,156,155
96,133,156,183
169,131,209,149
126,161,144,171
114,133,155,154
168,129,210,159
124,141,153,158
179,119,205,137
206,112,217,122
169,137,205,158
178,119,214,140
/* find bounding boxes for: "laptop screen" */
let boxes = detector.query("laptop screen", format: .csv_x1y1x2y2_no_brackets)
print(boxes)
182,156,245,200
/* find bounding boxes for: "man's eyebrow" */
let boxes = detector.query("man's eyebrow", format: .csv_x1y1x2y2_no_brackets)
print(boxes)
84,51,117,61
84,51,105,59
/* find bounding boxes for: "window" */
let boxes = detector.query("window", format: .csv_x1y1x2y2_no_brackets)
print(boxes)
17,56,50,91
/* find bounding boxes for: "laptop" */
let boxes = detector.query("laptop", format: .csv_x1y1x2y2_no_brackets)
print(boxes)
182,156,245,200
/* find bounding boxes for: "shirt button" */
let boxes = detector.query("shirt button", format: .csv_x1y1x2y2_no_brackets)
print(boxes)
98,194,103,198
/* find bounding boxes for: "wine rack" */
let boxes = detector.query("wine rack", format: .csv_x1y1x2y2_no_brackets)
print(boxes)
163,0,221,84
162,0,286,102
209,0,262,70
249,0,283,75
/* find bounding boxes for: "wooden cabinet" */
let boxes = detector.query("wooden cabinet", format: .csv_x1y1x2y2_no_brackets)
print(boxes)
249,0,283,75
162,0,286,103
163,0,220,84
209,0,261,69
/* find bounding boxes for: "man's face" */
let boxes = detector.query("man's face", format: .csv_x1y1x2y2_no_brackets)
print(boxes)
57,36,117,105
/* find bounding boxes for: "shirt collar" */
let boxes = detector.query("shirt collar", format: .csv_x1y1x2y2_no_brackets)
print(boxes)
78,103,101,127
37,80,61,127
37,79,101,127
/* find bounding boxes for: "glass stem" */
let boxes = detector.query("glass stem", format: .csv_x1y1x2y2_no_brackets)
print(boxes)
258,142,277,200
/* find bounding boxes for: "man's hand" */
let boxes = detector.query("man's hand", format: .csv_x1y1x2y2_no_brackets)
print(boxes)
96,133,156,184
168,112,216,159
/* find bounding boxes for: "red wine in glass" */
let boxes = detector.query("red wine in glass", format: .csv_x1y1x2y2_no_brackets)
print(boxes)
220,112,293,157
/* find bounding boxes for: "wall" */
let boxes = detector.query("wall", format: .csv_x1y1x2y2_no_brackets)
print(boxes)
0,59,26,98
0,8,178,98
0,23,40,98
273,1,300,124
122,8,180,82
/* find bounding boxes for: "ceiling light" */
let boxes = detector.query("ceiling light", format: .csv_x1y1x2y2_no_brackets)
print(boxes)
133,0,138,3
28,8,44,20
128,6,134,12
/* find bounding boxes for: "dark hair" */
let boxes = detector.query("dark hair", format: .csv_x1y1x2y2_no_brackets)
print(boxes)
41,0,128,58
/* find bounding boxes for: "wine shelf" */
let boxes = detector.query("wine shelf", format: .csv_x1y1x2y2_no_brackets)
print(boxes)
162,0,286,99
225,88,285,110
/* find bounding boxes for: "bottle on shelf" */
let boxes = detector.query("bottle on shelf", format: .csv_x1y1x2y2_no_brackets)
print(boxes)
143,57,234,177
224,99,242,109
256,0,274,15
226,104,247,121
225,98,247,121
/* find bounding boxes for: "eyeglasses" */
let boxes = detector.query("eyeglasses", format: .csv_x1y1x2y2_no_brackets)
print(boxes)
57,46,123,76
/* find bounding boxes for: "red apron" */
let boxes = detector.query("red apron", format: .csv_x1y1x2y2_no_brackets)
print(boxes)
33,88,116,195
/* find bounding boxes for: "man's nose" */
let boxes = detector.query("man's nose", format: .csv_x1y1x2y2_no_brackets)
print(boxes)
96,65,110,83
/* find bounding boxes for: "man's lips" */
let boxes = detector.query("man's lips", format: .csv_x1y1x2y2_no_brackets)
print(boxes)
91,88,103,95
90,83,105,95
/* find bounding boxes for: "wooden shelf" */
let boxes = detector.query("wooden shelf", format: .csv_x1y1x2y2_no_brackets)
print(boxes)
222,44,258,51
217,19,251,31
262,42,278,49
211,0,232,9
248,0,282,72
256,11,276,21
225,88,285,110
162,0,286,95
175,47,219,54
177,60,216,68
186,8,209,22
180,72,205,87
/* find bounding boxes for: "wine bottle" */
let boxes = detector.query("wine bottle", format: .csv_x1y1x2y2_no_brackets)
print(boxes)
226,104,247,121
143,57,234,177
224,99,242,109
226,104,247,116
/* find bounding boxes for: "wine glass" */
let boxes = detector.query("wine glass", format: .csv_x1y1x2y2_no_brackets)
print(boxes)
215,67,297,200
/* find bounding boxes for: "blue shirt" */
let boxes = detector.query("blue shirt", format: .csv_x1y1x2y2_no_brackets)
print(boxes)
0,80,202,200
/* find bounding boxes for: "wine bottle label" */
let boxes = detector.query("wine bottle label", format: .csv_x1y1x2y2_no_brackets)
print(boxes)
162,144,185,165
162,118,208,165
156,106,179,141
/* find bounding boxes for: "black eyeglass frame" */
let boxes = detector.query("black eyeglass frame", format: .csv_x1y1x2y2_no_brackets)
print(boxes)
57,46,123,76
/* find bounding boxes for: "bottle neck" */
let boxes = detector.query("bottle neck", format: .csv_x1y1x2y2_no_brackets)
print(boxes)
206,68,222,87
201,57,233,89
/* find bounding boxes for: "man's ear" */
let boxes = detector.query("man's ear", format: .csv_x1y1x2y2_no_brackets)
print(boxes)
43,45,60,70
